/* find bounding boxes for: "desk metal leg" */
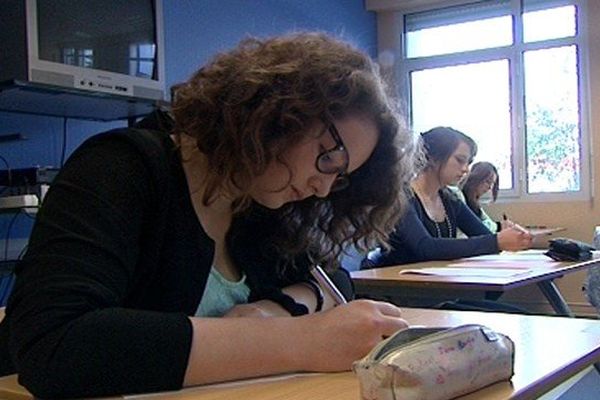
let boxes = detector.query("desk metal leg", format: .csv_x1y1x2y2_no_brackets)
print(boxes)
537,279,575,317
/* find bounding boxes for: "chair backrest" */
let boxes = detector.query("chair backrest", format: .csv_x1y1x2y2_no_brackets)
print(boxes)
0,273,15,307
340,245,366,272
585,266,600,315
0,260,16,307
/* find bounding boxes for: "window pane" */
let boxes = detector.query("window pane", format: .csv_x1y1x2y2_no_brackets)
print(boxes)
406,16,513,58
410,60,513,189
137,61,154,78
524,46,580,193
523,5,576,43
139,44,156,59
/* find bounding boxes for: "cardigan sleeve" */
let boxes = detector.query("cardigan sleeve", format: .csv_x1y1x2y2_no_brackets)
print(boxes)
228,206,314,315
5,131,193,399
381,198,499,265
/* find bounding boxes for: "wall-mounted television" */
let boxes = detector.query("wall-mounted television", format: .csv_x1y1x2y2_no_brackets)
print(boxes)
0,0,166,120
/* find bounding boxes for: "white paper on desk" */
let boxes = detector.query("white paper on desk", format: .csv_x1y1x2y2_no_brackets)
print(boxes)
448,260,550,269
460,250,549,262
399,267,531,278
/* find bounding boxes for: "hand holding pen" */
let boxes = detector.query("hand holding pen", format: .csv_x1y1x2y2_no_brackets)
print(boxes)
498,214,533,250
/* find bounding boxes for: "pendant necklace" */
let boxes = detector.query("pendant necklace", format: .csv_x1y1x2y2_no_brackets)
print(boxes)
413,185,454,238
433,200,454,238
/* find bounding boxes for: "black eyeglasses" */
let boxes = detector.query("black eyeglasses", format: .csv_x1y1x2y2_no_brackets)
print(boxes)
315,123,350,192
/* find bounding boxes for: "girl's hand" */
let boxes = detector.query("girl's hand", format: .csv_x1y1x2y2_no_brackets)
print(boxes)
294,299,409,372
497,227,533,251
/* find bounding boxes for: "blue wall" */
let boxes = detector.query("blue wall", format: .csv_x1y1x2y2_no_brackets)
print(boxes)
0,0,376,255
163,0,377,87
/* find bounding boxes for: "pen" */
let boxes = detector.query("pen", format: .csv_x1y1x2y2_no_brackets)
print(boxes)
310,265,348,305
502,213,529,234
512,223,530,235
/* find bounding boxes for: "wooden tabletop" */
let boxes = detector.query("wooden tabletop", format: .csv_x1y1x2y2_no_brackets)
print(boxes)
2,307,600,400
351,250,600,292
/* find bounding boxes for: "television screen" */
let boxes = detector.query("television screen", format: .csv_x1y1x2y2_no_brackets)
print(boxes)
37,0,158,81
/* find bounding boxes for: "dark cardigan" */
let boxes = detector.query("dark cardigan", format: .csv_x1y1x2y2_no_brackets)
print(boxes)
365,189,499,267
0,112,317,398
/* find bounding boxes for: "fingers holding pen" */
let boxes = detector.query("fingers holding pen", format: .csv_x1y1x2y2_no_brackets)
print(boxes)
352,299,409,337
366,298,404,318
518,229,534,248
298,299,408,371
321,299,408,333
497,226,533,251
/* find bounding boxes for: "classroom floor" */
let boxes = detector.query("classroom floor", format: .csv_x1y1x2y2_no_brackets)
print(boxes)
539,366,600,400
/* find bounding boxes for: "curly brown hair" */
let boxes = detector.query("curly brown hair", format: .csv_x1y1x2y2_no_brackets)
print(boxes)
171,32,417,268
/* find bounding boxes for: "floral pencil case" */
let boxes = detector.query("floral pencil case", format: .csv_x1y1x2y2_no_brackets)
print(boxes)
353,324,515,400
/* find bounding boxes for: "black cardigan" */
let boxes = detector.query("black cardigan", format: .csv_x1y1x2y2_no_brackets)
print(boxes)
366,189,499,267
0,112,314,398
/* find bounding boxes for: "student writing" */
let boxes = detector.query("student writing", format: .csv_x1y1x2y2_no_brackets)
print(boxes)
0,33,418,398
363,126,532,268
457,161,501,232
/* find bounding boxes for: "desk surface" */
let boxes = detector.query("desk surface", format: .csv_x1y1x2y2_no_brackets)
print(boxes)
351,250,600,292
2,308,600,400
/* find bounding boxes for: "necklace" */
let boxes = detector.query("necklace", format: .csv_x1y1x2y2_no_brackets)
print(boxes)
412,185,454,238
432,201,454,238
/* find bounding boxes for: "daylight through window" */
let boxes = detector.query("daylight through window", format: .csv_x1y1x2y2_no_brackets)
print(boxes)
404,0,587,197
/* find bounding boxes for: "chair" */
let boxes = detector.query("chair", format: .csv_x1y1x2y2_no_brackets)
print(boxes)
584,266,600,315
0,272,15,307
339,244,365,273
0,264,15,307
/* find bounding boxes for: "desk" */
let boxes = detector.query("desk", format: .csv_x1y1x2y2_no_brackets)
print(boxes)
351,250,600,317
2,308,600,400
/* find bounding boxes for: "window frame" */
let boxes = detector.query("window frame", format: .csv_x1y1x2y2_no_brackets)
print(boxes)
367,0,591,202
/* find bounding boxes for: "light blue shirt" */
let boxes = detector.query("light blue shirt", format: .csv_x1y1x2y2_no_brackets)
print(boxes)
195,267,250,317
448,186,498,234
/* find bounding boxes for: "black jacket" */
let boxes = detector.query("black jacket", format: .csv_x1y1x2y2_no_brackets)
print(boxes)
0,112,316,398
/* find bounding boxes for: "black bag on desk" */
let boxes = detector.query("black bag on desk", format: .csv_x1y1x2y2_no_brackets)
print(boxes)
545,238,595,261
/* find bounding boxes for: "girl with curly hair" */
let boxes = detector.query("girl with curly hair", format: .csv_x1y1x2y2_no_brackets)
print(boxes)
0,32,417,398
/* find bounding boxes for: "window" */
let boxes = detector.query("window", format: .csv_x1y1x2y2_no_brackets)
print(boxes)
62,48,94,68
129,43,156,79
402,0,588,199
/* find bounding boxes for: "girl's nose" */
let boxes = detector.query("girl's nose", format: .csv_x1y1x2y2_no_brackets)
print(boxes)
308,174,337,198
